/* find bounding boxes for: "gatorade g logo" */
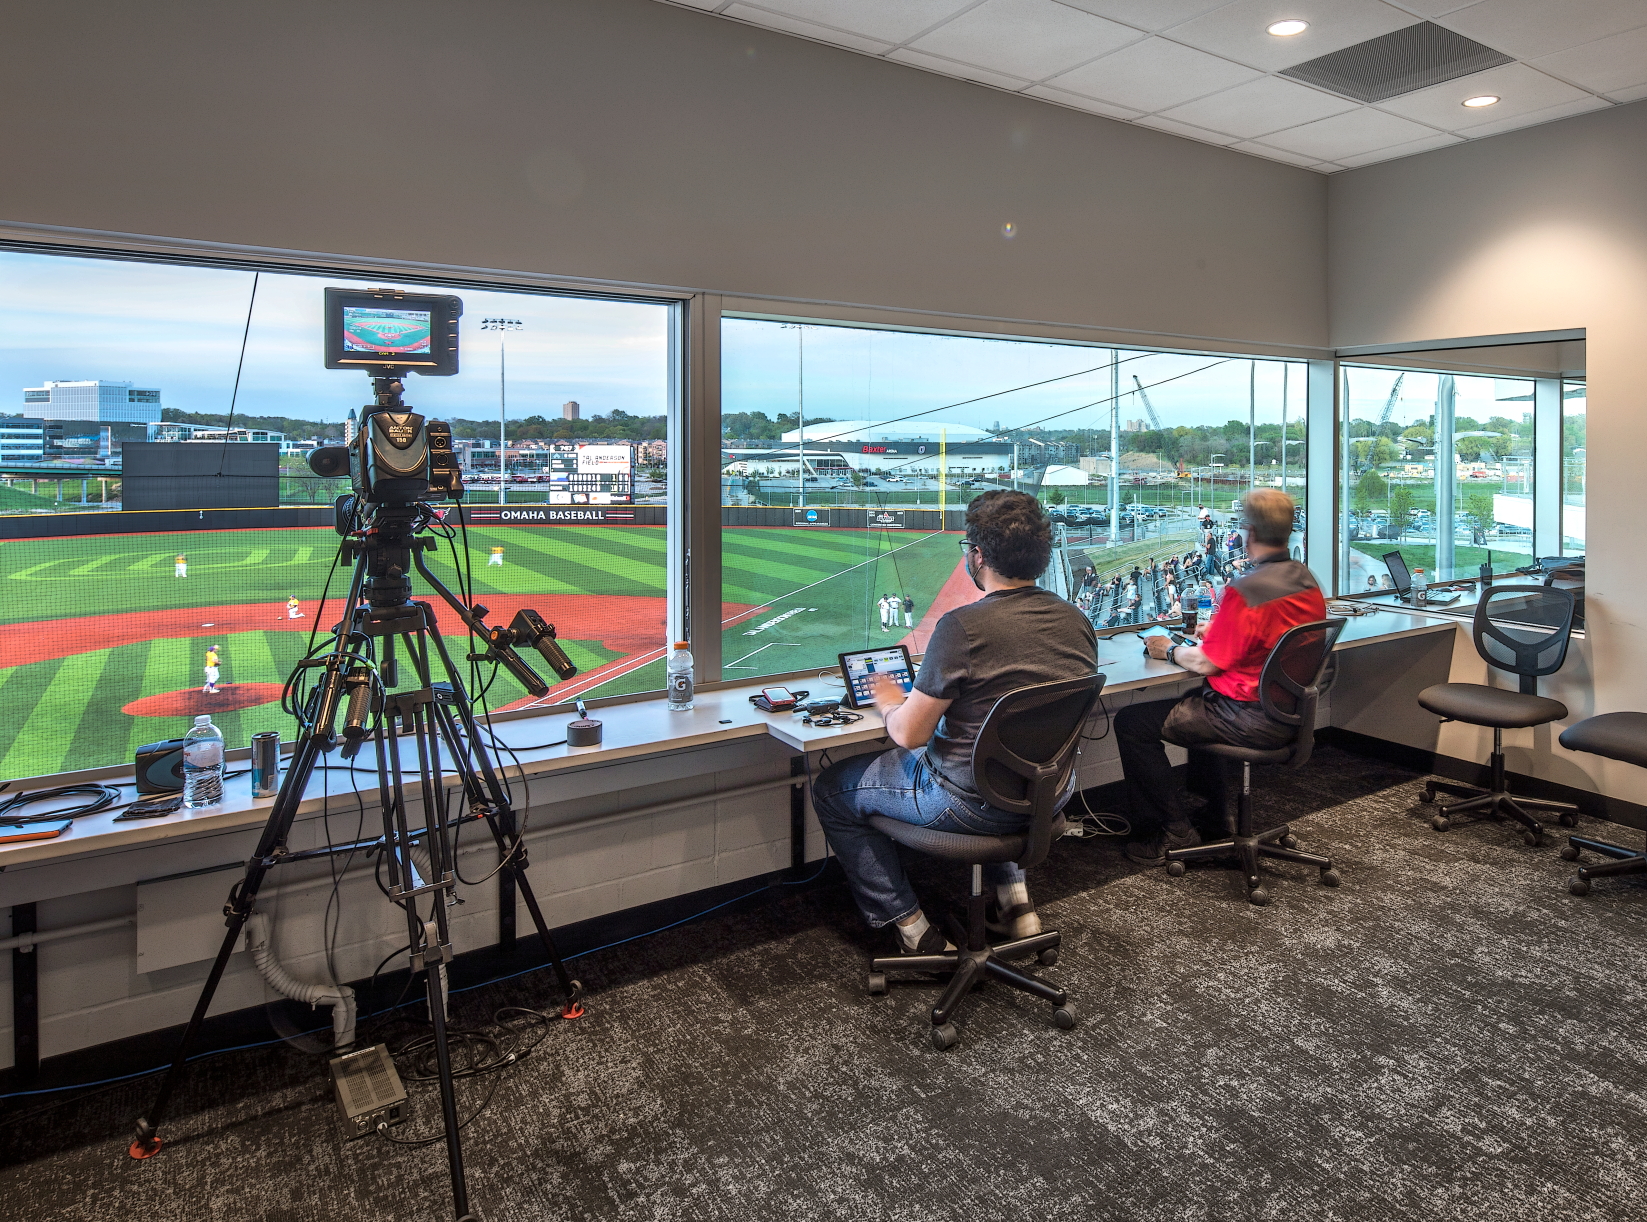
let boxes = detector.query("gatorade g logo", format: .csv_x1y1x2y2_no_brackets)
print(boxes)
378,414,421,449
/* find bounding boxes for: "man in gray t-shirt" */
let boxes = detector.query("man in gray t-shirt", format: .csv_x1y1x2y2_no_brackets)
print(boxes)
811,492,1097,957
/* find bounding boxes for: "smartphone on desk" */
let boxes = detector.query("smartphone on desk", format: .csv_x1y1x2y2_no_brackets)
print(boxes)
0,819,72,844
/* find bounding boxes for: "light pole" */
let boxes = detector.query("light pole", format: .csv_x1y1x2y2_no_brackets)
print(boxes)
481,317,523,505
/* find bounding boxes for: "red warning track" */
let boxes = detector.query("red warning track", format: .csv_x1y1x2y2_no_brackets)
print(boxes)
1,594,752,674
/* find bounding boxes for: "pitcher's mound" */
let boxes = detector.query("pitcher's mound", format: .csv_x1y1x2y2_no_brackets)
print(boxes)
123,684,285,718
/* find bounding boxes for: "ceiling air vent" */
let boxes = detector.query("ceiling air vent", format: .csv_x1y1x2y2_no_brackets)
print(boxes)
1279,22,1513,104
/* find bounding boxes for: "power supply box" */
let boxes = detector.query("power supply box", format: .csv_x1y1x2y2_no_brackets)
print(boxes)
328,1043,408,1140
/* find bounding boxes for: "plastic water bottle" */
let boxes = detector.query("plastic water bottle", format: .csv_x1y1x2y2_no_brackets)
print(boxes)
1412,568,1428,605
666,641,695,712
1197,589,1213,629
182,714,225,809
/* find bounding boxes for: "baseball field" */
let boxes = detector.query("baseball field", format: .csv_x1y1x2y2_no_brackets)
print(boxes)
0,523,966,778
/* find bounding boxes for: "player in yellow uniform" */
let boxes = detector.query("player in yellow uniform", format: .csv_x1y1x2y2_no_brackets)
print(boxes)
202,645,221,693
175,554,187,577
488,546,505,567
287,596,304,619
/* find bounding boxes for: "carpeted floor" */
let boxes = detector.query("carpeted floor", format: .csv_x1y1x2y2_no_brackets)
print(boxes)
5,745,1647,1222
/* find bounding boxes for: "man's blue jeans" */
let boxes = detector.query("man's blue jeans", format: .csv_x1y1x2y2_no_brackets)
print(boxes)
811,747,1029,928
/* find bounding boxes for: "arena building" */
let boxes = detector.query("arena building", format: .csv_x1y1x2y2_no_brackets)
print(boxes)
724,420,1013,478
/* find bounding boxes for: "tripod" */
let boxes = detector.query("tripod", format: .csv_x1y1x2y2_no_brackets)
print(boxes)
131,470,582,1222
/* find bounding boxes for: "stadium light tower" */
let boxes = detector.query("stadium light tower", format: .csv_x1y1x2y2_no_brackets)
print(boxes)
481,317,524,505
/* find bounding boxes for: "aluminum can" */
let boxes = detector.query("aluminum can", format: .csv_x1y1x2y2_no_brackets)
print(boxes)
250,731,281,798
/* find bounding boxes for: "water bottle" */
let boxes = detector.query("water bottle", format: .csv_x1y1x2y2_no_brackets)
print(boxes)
1412,568,1428,605
1196,589,1213,631
666,641,695,712
182,714,225,809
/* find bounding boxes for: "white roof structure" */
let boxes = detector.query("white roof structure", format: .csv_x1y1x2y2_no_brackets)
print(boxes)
779,420,991,444
1041,464,1090,486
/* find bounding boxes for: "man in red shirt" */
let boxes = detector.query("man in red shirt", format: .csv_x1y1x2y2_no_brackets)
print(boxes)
1111,489,1326,865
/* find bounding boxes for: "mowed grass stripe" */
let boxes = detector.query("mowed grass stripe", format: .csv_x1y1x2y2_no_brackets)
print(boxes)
0,649,110,778
66,637,147,771
724,530,890,567
127,637,193,760
476,530,665,592
0,659,60,768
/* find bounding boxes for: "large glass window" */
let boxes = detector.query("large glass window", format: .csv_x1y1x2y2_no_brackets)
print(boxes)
720,317,1306,679
1340,365,1535,592
0,247,673,777
1563,379,1586,555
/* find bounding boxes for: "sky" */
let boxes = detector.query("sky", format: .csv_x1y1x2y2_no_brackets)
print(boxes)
722,317,1306,439
0,251,670,427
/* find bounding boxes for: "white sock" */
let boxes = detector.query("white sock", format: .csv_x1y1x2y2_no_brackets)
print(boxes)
897,911,932,950
996,881,1030,911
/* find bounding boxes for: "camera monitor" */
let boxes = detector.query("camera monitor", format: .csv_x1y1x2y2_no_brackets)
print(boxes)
324,287,462,376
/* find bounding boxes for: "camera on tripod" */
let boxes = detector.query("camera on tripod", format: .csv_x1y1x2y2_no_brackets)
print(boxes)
307,287,466,503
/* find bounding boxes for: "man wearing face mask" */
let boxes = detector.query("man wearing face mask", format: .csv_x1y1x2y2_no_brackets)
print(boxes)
811,491,1098,956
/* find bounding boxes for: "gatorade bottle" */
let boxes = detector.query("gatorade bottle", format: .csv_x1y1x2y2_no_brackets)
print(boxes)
1412,568,1428,605
666,641,695,712
182,714,225,809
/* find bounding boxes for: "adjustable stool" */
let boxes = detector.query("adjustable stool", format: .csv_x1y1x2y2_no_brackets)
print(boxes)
1558,712,1647,896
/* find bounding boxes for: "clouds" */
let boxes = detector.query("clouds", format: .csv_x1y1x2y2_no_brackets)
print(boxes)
0,251,669,424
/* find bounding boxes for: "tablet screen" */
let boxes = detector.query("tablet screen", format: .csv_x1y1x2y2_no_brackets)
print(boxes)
838,646,914,709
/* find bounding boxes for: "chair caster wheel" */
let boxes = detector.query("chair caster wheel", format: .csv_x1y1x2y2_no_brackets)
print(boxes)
1165,861,1186,877
1524,830,1543,847
1560,845,1580,862
1420,788,1436,804
1559,812,1578,827
1431,815,1450,832
1319,868,1341,888
1052,1004,1076,1030
867,972,887,996
1569,875,1591,897
931,1023,959,1051
1037,947,1059,967
1280,834,1299,850
1247,887,1270,907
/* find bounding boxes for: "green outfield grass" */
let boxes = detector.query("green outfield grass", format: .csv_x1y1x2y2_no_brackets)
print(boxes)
719,527,963,681
0,523,968,776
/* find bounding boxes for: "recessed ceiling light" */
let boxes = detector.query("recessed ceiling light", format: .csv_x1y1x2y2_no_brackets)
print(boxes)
1463,94,1500,107
1267,19,1309,36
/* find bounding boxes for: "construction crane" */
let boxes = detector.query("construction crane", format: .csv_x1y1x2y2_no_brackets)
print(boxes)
1378,372,1406,426
1130,375,1163,431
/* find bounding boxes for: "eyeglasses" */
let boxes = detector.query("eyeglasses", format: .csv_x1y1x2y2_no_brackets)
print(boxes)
958,538,978,550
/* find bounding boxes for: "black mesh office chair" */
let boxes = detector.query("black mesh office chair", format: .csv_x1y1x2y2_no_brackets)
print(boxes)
865,674,1102,1051
1164,619,1346,906
1417,585,1577,845
1558,712,1647,894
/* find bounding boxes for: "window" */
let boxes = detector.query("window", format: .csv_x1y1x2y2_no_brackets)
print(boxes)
0,246,675,777
1562,379,1585,555
1339,365,1535,592
719,316,1306,681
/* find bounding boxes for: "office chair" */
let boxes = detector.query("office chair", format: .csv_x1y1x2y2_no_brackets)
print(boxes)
1417,585,1577,845
1557,712,1647,895
1164,618,1346,906
865,674,1102,1051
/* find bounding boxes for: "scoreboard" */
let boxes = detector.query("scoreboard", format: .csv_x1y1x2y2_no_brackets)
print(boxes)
545,443,633,504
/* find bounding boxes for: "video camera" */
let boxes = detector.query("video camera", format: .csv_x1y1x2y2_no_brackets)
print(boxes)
307,287,465,504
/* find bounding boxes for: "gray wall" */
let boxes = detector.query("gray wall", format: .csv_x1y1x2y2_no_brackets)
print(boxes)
1329,100,1647,806
0,0,1326,353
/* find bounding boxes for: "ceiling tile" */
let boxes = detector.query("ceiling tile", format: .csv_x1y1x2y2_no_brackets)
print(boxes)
1133,114,1244,144
1379,1,1477,15
1330,130,1464,164
1160,75,1359,137
1021,84,1144,118
1166,0,1422,72
1375,61,1592,128
1260,105,1439,156
746,0,975,44
1043,37,1264,111
908,0,1143,80
1230,139,1336,166
885,46,1034,90
1056,0,1235,31
1531,25,1647,95
1437,0,1647,61
722,3,895,52
664,0,728,9
1452,94,1613,137
1607,81,1647,102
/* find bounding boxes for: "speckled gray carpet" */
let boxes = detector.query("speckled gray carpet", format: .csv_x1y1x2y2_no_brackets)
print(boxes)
5,746,1647,1222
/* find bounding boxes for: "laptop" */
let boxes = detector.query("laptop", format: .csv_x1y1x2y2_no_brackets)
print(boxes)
1382,550,1461,606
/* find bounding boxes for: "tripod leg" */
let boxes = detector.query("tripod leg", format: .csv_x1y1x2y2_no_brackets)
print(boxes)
132,729,332,1157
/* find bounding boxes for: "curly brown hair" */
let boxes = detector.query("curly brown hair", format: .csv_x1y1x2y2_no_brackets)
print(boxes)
964,490,1051,580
